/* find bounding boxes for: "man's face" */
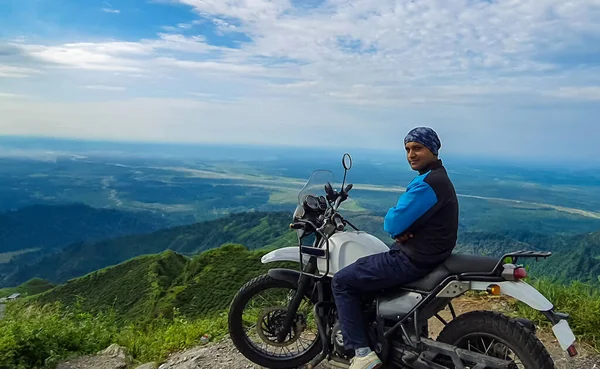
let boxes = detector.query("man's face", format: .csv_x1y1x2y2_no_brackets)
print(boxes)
405,141,437,171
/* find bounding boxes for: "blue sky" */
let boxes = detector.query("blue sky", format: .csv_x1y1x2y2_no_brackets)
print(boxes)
0,0,599,162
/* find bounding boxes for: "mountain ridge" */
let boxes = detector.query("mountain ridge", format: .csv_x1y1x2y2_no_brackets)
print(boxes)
0,211,294,287
0,203,171,254
33,244,293,323
2,209,599,288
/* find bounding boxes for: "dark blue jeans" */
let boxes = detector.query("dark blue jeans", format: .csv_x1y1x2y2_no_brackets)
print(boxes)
331,248,433,350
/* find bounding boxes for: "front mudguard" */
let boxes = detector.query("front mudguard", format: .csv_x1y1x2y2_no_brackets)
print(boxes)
268,268,302,288
262,247,315,295
261,246,305,264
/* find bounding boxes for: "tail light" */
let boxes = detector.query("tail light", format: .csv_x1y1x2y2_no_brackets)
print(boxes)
501,264,528,281
513,267,528,280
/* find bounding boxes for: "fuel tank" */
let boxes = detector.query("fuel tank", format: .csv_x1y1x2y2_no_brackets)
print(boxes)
317,231,390,277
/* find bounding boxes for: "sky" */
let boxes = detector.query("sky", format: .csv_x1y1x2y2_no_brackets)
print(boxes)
0,0,599,162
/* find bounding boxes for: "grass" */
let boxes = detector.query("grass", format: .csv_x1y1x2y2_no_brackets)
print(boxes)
2,277,600,368
338,198,368,212
0,300,228,369
0,278,55,299
267,188,298,205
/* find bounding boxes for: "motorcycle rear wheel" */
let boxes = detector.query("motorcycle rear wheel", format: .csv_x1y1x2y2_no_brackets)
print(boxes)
436,310,555,369
228,274,323,369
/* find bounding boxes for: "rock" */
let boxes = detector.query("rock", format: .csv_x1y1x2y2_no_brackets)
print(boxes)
56,355,127,369
99,343,133,364
57,344,133,369
151,338,331,369
135,364,158,369
157,346,210,369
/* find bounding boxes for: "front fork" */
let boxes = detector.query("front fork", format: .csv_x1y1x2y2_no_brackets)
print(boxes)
276,256,318,342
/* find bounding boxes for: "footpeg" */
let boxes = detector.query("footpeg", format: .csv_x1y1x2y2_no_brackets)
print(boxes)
402,352,432,369
401,352,446,369
401,352,418,365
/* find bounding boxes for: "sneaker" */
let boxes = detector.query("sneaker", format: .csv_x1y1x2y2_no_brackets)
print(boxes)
349,351,383,369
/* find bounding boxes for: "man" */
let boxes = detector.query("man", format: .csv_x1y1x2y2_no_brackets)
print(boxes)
331,126,459,369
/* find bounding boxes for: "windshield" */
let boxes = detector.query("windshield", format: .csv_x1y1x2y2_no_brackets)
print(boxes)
297,170,334,206
293,170,334,221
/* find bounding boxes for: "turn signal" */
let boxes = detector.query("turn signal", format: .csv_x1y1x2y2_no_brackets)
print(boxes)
486,284,501,296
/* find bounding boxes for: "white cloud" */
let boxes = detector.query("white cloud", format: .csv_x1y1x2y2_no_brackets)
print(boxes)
1,0,600,158
544,86,600,101
0,65,42,78
16,42,148,72
10,0,600,103
102,8,120,14
82,85,126,91
155,57,272,75
0,93,26,99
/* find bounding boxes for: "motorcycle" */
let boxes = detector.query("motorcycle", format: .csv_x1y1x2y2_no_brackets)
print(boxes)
227,153,578,369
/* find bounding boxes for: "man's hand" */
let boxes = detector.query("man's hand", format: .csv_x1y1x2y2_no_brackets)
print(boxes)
395,232,414,243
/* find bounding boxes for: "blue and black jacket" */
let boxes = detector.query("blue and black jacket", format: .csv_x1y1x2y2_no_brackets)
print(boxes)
383,159,459,266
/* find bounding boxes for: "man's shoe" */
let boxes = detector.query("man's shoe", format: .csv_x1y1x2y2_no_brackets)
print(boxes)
349,351,383,369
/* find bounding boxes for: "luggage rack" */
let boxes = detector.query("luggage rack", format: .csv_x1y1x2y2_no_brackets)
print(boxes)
459,250,552,279
489,250,552,275
500,250,552,263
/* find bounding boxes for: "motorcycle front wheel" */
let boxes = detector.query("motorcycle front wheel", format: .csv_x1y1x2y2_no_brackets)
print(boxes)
227,274,323,369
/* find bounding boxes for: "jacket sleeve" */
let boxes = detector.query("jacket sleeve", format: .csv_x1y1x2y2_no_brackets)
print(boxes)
383,180,438,238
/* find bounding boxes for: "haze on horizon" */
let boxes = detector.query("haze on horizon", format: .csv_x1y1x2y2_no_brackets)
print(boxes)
0,0,599,163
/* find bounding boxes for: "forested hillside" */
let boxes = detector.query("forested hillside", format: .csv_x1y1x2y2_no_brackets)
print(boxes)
0,203,170,254
0,211,294,287
2,208,599,289
0,278,55,298
34,244,293,323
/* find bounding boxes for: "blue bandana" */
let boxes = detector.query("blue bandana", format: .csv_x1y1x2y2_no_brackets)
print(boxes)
404,127,441,156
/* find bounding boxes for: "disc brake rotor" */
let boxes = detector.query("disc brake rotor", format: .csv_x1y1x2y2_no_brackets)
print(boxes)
256,306,307,347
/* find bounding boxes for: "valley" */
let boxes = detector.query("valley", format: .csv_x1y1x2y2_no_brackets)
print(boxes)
1,145,600,288
2,153,600,233
0,141,599,369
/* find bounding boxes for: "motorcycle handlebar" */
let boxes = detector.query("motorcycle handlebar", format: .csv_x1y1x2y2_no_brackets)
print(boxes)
333,214,344,231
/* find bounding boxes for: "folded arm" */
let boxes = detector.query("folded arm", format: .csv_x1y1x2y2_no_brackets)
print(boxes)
383,180,438,238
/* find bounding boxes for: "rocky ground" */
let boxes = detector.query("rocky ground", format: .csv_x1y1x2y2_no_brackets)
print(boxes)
57,296,599,369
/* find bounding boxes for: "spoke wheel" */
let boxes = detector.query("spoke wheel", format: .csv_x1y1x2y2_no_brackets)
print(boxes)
436,311,555,369
228,274,323,369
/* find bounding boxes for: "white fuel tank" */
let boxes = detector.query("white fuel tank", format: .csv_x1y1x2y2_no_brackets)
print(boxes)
317,231,390,277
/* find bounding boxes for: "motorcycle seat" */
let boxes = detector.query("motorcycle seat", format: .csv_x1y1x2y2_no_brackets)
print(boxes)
403,254,500,292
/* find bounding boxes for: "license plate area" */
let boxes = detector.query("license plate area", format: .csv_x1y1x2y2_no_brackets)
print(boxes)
552,319,576,351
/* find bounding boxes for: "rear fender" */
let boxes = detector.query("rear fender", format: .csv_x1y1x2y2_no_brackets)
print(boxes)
470,280,552,310
471,280,577,353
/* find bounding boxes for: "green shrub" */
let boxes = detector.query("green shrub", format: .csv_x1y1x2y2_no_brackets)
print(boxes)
0,302,228,368
0,301,118,369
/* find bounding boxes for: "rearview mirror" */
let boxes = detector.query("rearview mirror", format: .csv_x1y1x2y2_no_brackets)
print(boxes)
342,153,352,170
